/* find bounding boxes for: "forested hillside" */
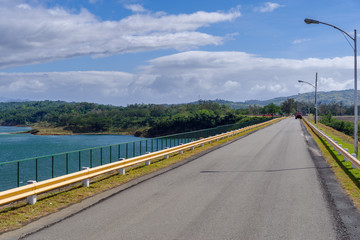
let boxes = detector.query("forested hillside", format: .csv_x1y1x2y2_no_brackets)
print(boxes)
0,101,271,137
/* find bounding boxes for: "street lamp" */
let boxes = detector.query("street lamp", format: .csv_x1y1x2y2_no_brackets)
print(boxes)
304,18,358,158
298,72,318,128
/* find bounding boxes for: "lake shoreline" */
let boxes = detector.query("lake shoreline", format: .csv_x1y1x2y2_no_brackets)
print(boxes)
2,124,147,137
18,128,137,136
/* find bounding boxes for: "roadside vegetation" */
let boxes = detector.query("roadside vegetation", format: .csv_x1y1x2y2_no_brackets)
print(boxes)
320,114,355,136
303,118,360,210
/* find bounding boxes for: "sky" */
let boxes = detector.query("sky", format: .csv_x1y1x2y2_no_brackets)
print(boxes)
0,0,360,106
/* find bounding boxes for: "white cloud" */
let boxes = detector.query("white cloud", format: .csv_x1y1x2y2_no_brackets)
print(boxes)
124,4,147,13
318,77,353,92
132,51,354,102
16,3,31,10
0,71,134,103
0,51,355,105
292,38,311,44
254,2,283,13
0,2,241,70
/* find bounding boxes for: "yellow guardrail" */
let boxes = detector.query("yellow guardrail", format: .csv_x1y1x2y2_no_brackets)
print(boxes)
0,118,283,206
303,118,360,170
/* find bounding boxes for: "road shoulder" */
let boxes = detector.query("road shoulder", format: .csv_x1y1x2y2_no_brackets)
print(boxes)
301,121,360,240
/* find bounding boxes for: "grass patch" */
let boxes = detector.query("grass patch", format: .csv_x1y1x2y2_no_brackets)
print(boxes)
0,118,282,233
303,120,360,209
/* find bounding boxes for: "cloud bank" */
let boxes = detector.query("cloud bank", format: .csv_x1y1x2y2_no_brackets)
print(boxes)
0,1,240,69
0,51,354,105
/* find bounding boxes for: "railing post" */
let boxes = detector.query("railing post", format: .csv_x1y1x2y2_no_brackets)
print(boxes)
27,180,37,205
90,149,93,168
344,148,349,162
118,158,126,175
66,153,69,174
179,143,184,154
17,161,20,187
338,144,342,156
145,152,151,166
81,167,90,187
140,141,142,155
351,154,356,168
110,146,112,163
164,147,170,159
133,142,135,157
52,156,55,178
79,152,81,171
118,144,121,159
126,143,128,159
35,158,38,182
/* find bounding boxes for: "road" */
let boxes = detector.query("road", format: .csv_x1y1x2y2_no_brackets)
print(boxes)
9,118,360,239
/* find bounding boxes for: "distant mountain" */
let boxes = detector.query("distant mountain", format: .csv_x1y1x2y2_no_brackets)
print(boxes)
209,89,358,109
1,89,357,108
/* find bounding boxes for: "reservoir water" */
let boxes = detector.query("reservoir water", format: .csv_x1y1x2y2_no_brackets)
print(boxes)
0,126,142,163
0,126,178,191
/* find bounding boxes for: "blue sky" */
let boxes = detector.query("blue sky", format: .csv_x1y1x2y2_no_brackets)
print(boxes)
0,0,359,105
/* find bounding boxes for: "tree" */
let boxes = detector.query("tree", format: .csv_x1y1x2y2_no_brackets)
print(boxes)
262,103,280,115
281,98,296,115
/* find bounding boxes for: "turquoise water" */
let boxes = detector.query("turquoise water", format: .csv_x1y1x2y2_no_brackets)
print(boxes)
0,126,192,191
0,127,151,191
0,126,31,133
0,127,142,163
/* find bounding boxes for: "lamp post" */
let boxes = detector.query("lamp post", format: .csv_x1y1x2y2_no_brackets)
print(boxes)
304,18,358,158
298,72,318,128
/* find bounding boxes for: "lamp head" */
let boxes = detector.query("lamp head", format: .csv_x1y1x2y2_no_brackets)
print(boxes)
298,80,304,83
304,18,319,24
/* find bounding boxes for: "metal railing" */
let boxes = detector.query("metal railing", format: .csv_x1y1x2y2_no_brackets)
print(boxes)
0,118,270,192
0,117,282,206
303,118,360,170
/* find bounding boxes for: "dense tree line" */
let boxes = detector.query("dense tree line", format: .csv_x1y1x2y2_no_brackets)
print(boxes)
278,98,356,117
1,99,357,136
0,101,272,136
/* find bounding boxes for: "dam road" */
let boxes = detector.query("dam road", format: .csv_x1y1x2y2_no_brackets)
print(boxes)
3,118,360,240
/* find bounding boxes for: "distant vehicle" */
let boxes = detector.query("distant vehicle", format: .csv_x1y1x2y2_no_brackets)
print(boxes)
295,112,302,119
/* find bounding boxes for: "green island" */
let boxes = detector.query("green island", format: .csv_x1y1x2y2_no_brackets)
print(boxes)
0,100,284,137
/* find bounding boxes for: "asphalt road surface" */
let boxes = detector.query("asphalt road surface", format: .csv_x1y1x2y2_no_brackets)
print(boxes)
7,118,360,239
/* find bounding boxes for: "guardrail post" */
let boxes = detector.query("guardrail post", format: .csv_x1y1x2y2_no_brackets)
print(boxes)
200,143,204,147
164,147,169,159
338,144,342,156
118,158,126,175
81,167,90,187
179,144,184,154
145,152,151,166
351,154,356,168
190,146,195,150
26,180,37,205
344,149,349,162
